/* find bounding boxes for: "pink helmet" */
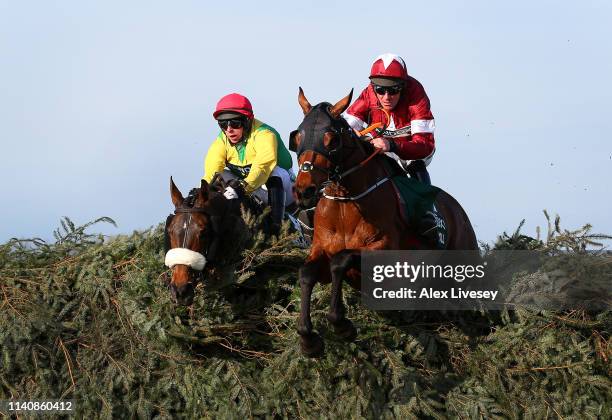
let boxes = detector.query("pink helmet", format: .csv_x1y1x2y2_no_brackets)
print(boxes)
369,53,409,85
213,93,254,120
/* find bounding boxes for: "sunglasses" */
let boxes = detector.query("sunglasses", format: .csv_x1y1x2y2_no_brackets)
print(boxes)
373,85,402,96
218,119,245,130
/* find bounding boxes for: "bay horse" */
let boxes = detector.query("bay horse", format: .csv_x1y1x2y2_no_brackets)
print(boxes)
290,88,478,356
164,176,248,305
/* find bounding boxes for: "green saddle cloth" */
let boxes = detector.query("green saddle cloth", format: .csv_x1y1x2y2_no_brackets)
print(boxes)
391,176,441,226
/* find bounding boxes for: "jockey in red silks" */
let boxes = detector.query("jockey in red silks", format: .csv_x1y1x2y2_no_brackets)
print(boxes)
343,53,445,248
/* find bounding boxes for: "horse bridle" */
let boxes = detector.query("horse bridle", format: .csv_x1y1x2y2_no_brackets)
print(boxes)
295,106,388,200
165,205,221,276
174,207,207,248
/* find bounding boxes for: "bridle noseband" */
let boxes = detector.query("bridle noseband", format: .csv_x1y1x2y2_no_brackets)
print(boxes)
164,204,221,277
298,159,343,182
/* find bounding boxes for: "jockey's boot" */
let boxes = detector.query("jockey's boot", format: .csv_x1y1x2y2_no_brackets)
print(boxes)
406,160,431,185
406,160,446,249
266,176,286,235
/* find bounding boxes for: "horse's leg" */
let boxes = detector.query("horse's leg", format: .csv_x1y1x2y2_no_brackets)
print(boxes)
327,250,360,341
297,258,329,356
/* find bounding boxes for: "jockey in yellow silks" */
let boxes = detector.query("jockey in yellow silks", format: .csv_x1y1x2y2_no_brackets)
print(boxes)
203,93,294,232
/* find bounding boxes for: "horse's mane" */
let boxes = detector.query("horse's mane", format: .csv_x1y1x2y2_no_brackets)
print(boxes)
182,183,248,265
183,185,226,214
310,102,379,155
183,190,199,208
358,135,376,154
336,113,377,156
183,179,262,221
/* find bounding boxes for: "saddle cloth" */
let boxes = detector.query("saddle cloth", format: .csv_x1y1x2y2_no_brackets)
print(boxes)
390,176,441,229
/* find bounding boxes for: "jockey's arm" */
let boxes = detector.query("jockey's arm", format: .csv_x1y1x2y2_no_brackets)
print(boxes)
203,136,227,183
242,131,278,194
391,133,435,160
343,111,373,141
392,81,436,161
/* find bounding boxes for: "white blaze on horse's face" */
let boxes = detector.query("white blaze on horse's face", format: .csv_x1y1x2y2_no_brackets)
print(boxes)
164,248,207,271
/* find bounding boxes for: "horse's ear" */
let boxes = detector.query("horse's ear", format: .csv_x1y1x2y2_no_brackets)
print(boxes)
329,89,353,118
298,87,312,115
199,179,209,201
170,176,184,208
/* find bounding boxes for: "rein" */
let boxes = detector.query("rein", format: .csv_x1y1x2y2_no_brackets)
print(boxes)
298,122,390,201
356,108,390,138
300,143,390,202
298,147,382,182
336,147,382,179
296,104,393,202
322,175,390,202
334,108,390,180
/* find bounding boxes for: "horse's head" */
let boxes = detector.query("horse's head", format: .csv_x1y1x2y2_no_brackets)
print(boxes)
290,88,355,209
164,177,223,305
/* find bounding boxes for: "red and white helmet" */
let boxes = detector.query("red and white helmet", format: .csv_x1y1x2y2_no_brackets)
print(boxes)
369,53,409,85
213,93,254,120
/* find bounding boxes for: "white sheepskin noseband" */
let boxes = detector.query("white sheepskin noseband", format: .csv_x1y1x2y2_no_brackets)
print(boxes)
164,248,207,271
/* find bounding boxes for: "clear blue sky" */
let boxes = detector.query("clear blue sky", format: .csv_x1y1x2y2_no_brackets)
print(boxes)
1,1,611,244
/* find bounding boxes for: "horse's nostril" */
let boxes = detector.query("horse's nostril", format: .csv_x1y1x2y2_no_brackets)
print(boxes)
170,281,194,303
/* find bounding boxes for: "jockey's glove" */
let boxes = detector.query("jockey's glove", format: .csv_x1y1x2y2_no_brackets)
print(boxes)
223,186,239,200
226,179,247,199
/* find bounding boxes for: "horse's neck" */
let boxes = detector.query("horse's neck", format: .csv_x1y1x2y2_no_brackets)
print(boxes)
340,149,389,193
321,151,396,228
199,192,231,216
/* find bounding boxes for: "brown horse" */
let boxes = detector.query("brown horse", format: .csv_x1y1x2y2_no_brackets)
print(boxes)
290,88,478,356
164,176,246,305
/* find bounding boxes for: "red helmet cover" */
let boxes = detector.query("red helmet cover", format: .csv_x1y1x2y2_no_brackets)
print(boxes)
213,93,254,119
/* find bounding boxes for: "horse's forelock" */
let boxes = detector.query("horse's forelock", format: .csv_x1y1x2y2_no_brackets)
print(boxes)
310,102,351,131
183,192,198,208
